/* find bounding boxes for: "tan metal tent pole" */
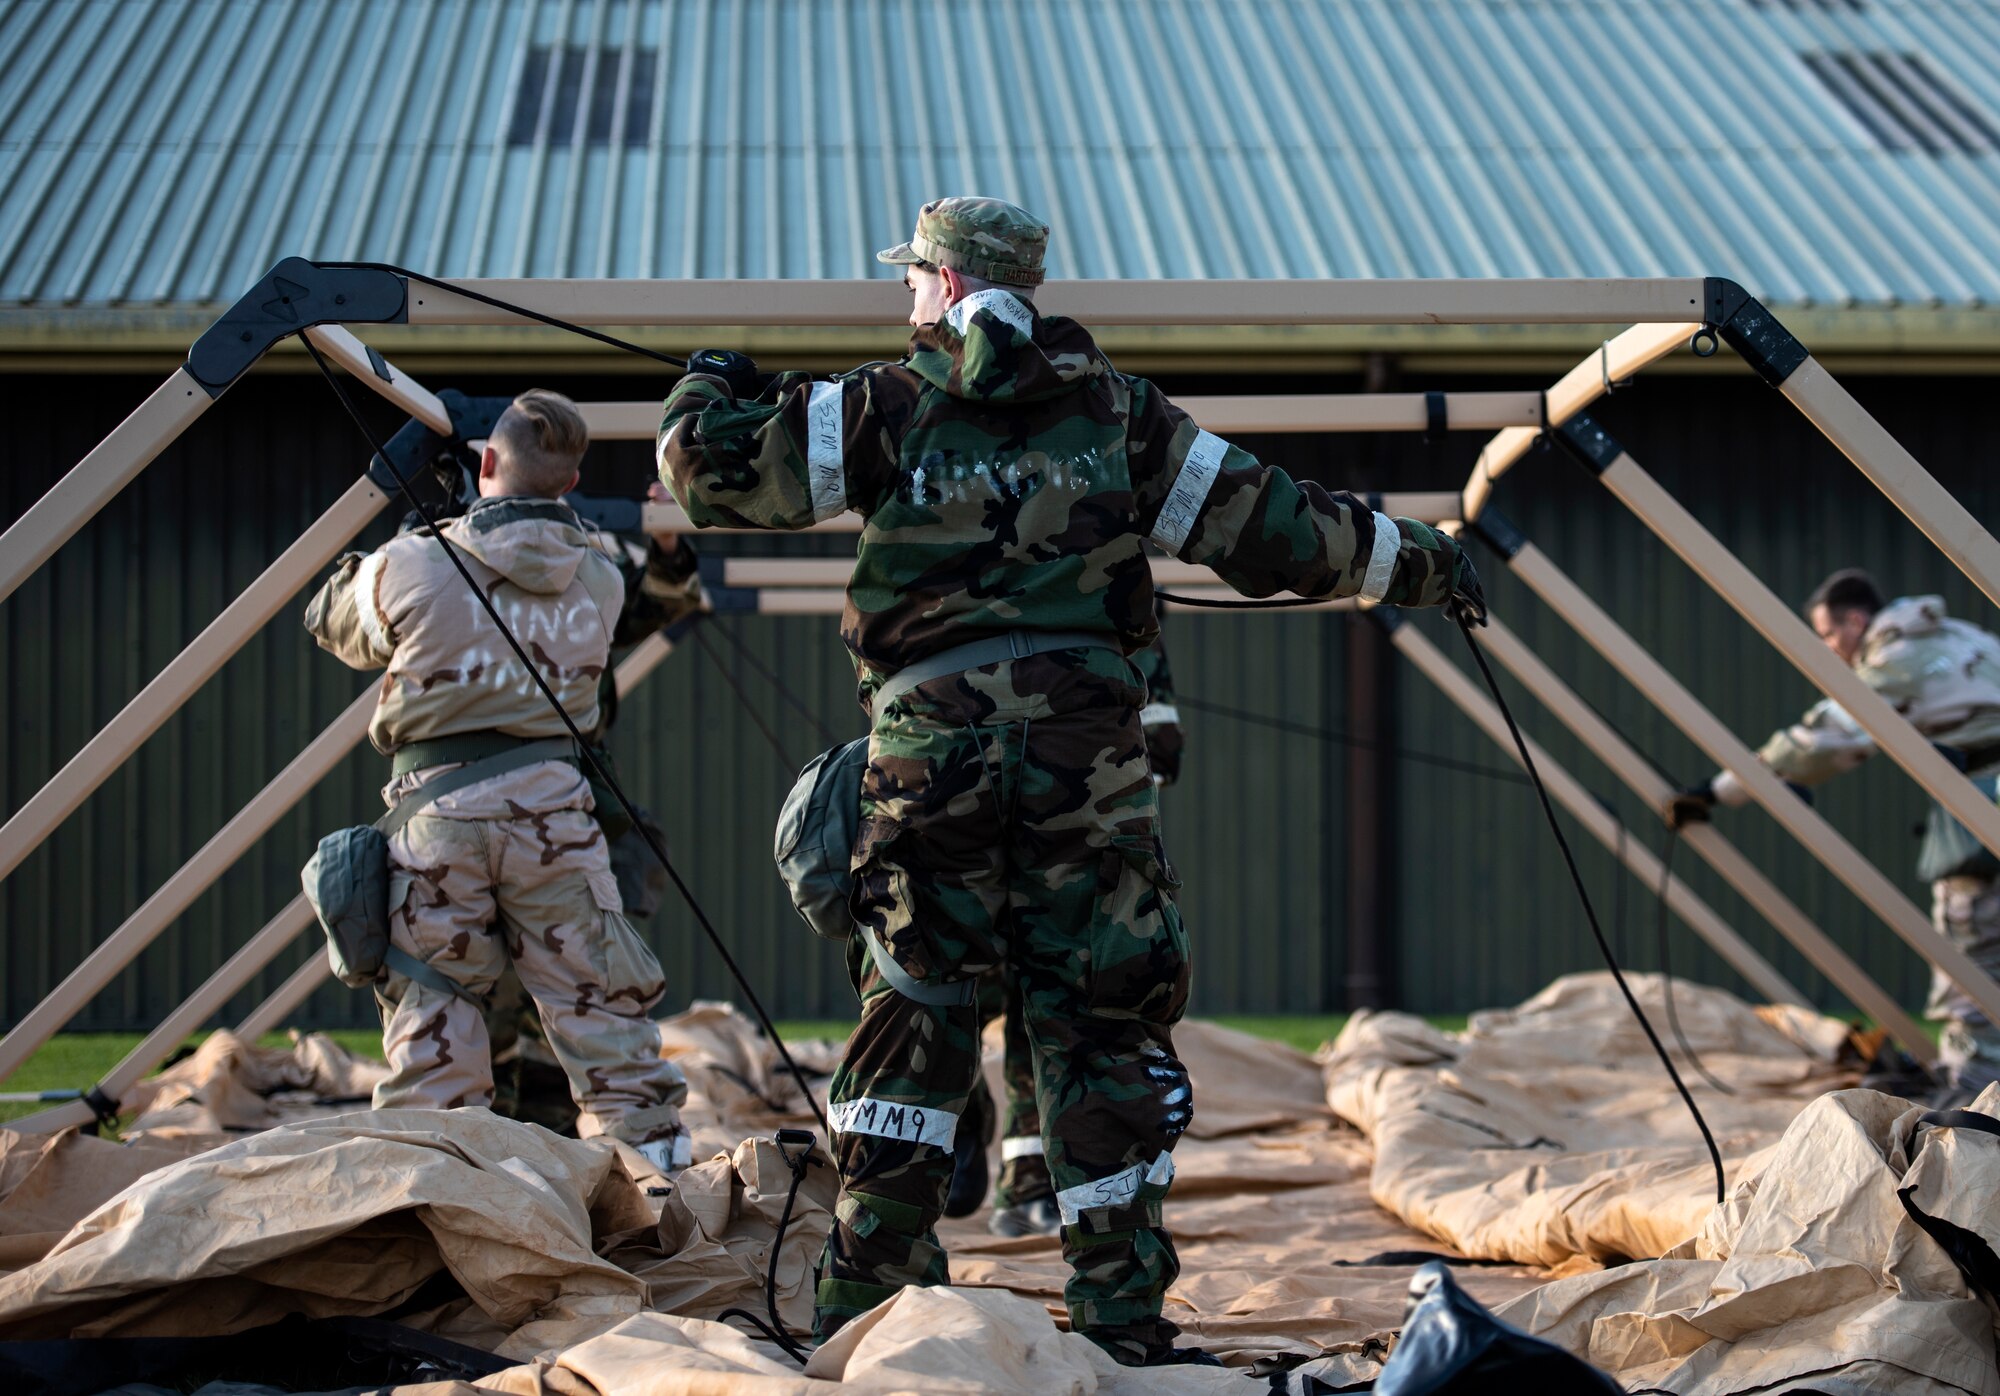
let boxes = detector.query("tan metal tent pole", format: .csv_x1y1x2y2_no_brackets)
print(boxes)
404,277,1713,327
1471,614,1933,1048
0,332,453,885
300,325,454,435
1382,612,1785,1006
1476,513,1991,1038
7,897,319,1136
584,392,1547,442
0,369,214,606
234,951,330,1042
1458,321,1699,524
1780,358,2000,611
0,479,387,884
0,688,377,1083
1560,417,2000,868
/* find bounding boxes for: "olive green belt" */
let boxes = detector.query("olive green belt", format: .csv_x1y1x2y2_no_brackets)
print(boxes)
391,730,579,779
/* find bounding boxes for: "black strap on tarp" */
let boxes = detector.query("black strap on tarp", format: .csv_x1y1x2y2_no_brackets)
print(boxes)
1897,1107,2000,1303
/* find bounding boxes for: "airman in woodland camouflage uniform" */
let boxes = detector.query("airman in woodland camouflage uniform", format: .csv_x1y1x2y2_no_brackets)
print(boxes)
1676,570,2000,1103
657,198,1480,1364
489,480,704,1134
307,390,691,1172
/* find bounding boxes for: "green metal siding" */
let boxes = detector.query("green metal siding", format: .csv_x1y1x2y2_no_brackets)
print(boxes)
3,369,1997,1033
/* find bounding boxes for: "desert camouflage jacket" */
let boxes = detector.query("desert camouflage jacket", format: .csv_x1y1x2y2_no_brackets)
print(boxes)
1714,594,2000,802
658,287,1462,703
305,496,623,755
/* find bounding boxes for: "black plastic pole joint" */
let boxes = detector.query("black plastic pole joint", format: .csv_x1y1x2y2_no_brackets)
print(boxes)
1701,277,1809,389
1468,508,1529,561
186,257,409,399
1555,413,1626,476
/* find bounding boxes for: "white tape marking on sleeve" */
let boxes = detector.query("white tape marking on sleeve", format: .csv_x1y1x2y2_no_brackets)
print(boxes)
1150,430,1228,555
1359,511,1401,603
1056,1151,1176,1224
1140,702,1180,727
1001,1135,1045,1161
807,380,847,523
355,550,393,656
945,287,1036,342
830,1097,959,1151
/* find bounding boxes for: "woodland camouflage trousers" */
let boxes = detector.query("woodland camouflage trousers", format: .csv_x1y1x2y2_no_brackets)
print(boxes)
376,788,687,1147
966,968,1056,1206
814,649,1192,1365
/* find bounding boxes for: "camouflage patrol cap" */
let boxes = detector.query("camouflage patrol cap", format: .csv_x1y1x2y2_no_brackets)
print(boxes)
875,196,1048,288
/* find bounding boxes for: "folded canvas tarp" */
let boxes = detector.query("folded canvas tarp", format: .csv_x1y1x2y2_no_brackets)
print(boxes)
1321,972,1856,1268
1322,972,2000,1394
0,1009,1551,1391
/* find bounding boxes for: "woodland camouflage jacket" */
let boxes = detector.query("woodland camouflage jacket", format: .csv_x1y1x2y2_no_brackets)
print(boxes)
658,288,1462,703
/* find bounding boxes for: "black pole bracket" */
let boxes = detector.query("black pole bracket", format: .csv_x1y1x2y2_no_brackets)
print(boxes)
1701,277,1809,389
695,553,759,614
366,390,510,499
187,257,408,399
1468,508,1528,561
1555,413,1625,476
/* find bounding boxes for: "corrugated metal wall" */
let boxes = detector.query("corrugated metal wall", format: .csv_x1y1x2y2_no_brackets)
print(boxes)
3,366,1995,1030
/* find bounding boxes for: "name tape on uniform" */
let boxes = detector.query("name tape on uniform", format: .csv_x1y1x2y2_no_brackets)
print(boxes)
831,1096,959,1151
946,288,1036,343
807,380,847,522
1056,1151,1176,1224
1150,430,1228,555
1359,511,1402,603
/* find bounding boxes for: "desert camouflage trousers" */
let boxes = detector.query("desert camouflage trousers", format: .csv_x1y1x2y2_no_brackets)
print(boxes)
1929,875,2000,1096
376,789,688,1147
814,649,1192,1365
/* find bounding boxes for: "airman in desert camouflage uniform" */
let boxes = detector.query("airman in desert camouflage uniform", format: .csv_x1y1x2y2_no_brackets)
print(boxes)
489,480,705,1134
307,389,691,1173
657,197,1481,1364
1675,569,2000,1104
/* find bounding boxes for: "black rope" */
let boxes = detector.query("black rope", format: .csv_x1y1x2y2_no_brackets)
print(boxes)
1175,693,1532,787
1155,588,1328,610
705,616,842,747
692,623,797,768
303,337,828,1137
321,261,688,368
1454,616,1725,1203
1655,826,1735,1096
717,1141,820,1364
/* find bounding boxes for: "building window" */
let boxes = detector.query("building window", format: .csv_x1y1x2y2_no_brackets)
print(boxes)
507,45,657,147
1802,50,2000,155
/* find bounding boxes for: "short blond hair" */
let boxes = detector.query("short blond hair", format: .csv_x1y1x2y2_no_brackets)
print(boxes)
491,389,588,496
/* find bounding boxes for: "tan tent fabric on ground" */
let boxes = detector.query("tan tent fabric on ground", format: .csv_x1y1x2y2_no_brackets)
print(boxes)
116,1028,390,1136
1320,972,1858,1267
1497,1086,2000,1394
18,986,1992,1392
0,1008,1549,1388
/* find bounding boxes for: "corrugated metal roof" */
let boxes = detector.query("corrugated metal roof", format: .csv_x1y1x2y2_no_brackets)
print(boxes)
2,0,1999,308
